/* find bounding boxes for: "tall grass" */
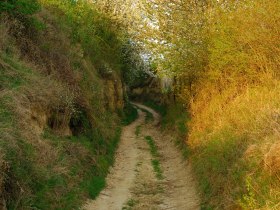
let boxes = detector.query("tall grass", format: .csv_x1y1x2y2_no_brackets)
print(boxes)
0,2,131,207
122,102,138,125
189,83,280,209
0,51,125,209
182,1,280,209
40,0,124,72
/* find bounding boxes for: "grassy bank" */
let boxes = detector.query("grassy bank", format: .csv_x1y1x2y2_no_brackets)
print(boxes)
189,84,280,210
186,0,280,208
0,0,139,208
122,103,138,125
0,51,132,209
146,92,280,209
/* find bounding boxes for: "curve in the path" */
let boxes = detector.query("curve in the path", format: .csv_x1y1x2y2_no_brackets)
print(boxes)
83,103,200,210
83,109,145,210
133,103,201,210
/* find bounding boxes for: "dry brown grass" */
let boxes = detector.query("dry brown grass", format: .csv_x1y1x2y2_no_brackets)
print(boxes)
264,142,280,175
0,17,9,51
1,53,88,210
0,151,8,210
0,3,127,208
187,81,280,209
0,17,80,206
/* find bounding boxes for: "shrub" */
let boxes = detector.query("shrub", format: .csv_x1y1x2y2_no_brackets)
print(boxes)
182,0,280,208
0,0,40,16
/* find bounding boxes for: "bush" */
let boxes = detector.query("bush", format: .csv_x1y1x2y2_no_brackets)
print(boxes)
186,1,280,208
190,83,280,209
122,102,138,125
0,0,40,16
40,0,124,71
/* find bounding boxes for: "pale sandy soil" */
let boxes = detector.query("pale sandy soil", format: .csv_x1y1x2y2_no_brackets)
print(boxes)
83,104,200,210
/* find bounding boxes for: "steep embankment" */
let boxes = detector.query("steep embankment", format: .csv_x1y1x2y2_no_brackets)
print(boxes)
85,104,200,210
186,1,280,209
0,1,137,209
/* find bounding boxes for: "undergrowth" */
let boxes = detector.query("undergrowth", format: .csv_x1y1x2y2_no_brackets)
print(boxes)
0,51,124,209
122,102,138,125
40,127,122,207
189,84,280,209
143,101,167,117
187,1,280,208
0,0,139,208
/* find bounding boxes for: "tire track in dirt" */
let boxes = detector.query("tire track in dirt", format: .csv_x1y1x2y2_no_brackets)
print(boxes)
83,109,145,210
131,103,200,210
83,104,200,210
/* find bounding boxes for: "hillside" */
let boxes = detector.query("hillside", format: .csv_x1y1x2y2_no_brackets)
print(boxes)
139,0,280,209
0,0,140,209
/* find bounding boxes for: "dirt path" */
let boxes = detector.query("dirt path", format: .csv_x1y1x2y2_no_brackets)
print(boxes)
134,104,200,210
83,104,200,210
83,109,145,210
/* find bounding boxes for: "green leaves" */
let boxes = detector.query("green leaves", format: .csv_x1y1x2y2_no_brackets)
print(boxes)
0,0,40,16
0,1,15,13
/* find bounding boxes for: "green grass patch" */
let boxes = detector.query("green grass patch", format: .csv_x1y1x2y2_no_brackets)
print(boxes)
145,136,163,180
192,130,249,209
144,102,190,159
143,101,167,117
0,96,14,129
122,102,138,125
0,53,35,90
151,159,163,180
145,136,159,157
82,176,106,199
135,125,141,137
144,110,154,123
175,138,190,159
39,126,122,209
138,107,154,123
122,198,138,210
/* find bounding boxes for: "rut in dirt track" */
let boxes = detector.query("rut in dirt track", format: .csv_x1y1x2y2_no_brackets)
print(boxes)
83,104,200,210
